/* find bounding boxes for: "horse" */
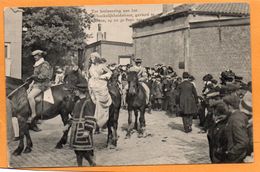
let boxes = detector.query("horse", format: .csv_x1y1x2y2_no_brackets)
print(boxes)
6,70,83,156
125,71,147,138
107,69,122,148
65,69,122,148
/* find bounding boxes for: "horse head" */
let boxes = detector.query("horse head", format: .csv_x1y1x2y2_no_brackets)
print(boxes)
109,69,120,85
64,69,87,90
127,71,139,96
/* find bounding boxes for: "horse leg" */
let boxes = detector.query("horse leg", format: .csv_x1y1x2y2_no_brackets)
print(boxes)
112,108,120,147
134,109,138,131
13,118,26,156
125,110,133,138
56,113,70,149
75,151,83,167
29,115,41,132
138,107,146,138
107,126,112,148
23,123,33,153
107,107,113,148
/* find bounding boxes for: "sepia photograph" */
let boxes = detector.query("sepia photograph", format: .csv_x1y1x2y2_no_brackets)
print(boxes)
4,2,253,168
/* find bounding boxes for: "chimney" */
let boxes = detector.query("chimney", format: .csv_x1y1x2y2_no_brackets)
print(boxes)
97,23,103,41
162,4,175,13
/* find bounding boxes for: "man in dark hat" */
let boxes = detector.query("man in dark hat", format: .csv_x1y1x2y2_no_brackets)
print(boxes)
162,74,172,112
239,84,253,158
129,58,150,105
177,72,198,133
151,76,163,111
70,81,96,166
198,88,222,133
207,101,229,163
223,94,249,163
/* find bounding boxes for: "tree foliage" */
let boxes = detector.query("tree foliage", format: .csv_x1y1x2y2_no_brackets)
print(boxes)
21,7,94,78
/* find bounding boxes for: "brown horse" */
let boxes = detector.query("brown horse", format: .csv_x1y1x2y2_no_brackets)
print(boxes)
6,71,82,156
125,71,147,138
65,69,122,148
107,69,122,148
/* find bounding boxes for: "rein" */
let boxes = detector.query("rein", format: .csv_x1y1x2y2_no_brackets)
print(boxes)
7,82,29,98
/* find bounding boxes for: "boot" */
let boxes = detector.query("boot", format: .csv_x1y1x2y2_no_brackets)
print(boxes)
30,119,41,132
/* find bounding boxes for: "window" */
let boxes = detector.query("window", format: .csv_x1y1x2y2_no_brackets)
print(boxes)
5,43,11,59
5,43,11,76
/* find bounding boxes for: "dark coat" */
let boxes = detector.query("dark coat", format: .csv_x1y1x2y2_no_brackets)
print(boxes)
177,80,198,115
162,79,172,96
225,110,249,163
151,81,163,99
207,117,229,163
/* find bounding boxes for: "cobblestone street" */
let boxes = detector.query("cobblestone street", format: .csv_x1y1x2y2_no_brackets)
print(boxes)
8,109,210,168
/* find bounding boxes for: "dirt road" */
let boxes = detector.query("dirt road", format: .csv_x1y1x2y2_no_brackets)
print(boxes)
8,109,210,168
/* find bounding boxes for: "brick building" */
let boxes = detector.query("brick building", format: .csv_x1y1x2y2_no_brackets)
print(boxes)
85,40,133,65
4,8,23,79
131,3,251,93
85,23,133,65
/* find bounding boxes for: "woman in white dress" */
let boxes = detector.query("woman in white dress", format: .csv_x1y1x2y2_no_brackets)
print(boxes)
88,52,112,127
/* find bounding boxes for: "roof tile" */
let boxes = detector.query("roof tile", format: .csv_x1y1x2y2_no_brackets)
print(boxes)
131,3,249,27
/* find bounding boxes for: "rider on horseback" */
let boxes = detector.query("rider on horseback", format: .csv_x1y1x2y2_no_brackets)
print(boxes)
27,50,53,132
129,58,150,105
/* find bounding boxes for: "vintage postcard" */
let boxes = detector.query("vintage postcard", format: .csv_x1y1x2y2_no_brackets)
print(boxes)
1,0,258,171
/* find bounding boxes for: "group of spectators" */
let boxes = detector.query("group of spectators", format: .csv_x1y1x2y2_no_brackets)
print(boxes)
52,61,253,164
116,63,253,164
200,70,253,163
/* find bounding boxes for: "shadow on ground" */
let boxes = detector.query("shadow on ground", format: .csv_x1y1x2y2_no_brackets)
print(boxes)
168,121,184,132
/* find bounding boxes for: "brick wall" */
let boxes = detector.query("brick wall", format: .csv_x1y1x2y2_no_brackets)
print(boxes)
135,30,185,76
101,44,133,63
133,16,188,76
189,25,251,94
85,43,133,64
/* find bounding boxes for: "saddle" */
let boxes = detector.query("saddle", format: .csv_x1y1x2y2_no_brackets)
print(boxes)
35,88,54,104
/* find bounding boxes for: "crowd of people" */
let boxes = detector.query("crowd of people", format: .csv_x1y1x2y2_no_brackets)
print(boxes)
29,50,253,164
106,60,253,164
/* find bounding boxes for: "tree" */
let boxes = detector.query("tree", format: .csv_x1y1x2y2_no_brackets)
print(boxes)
21,7,94,78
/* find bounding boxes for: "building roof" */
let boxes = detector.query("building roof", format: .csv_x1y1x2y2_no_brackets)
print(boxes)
131,3,249,28
192,3,249,16
87,40,133,48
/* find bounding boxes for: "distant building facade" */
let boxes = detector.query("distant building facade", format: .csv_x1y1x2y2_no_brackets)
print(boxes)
85,40,133,64
4,8,23,79
85,23,133,65
131,3,251,93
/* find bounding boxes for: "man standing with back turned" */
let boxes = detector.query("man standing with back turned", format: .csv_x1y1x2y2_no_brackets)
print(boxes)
177,72,198,133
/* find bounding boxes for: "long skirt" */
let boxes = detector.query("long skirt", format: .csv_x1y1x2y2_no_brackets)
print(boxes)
89,78,112,127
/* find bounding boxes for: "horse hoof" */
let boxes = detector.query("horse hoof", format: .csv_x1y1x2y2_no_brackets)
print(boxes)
90,162,97,167
55,144,63,149
125,134,131,139
23,147,32,153
12,150,22,156
138,133,144,138
112,141,117,147
107,144,116,149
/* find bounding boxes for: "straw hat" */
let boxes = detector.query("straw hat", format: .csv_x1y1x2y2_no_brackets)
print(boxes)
239,91,252,115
